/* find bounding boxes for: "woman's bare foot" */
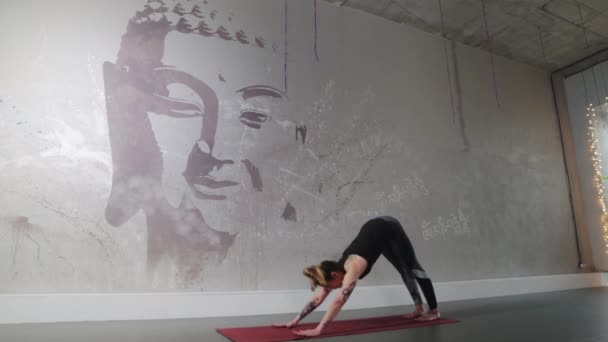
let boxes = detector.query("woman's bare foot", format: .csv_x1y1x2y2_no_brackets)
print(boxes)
401,305,424,319
415,308,440,321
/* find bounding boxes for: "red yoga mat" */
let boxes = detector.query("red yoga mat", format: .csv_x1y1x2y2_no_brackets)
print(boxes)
217,315,459,341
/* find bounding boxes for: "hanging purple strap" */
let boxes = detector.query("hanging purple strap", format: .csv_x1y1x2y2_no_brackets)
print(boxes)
284,0,288,93
481,0,500,108
314,0,320,62
438,0,456,124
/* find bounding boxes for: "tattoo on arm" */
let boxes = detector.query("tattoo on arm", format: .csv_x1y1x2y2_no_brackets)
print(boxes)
298,298,320,320
318,283,355,330
341,282,356,301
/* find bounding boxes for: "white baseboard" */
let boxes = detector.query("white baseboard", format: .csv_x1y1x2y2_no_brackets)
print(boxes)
0,273,603,324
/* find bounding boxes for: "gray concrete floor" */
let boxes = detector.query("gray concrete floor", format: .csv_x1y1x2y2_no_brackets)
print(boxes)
1,288,608,342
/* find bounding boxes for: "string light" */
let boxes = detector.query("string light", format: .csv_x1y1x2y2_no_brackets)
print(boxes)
586,101,608,254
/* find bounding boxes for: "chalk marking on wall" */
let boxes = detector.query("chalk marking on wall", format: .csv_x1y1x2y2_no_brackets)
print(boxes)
421,208,472,241
318,142,387,224
305,148,320,161
345,210,381,218
280,167,306,179
6,189,120,256
0,156,35,170
274,118,294,130
288,181,325,201
32,26,47,67
272,86,384,225
39,117,111,170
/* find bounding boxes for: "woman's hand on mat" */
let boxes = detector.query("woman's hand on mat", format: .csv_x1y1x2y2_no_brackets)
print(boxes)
292,327,322,337
272,319,298,328
415,309,440,321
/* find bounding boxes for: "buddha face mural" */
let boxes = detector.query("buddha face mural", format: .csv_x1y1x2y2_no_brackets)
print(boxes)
102,0,302,280
103,0,384,285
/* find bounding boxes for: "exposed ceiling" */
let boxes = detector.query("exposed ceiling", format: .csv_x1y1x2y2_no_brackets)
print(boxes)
323,0,608,71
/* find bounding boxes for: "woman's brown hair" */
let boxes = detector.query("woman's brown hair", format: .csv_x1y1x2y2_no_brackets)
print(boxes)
303,260,345,290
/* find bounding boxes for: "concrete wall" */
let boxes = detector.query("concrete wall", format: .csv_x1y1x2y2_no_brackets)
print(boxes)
0,0,580,293
564,62,608,271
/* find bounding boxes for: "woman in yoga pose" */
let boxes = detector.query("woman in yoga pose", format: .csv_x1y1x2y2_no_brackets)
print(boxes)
274,216,440,337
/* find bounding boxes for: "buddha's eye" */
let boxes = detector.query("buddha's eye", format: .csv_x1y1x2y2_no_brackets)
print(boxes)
239,110,271,129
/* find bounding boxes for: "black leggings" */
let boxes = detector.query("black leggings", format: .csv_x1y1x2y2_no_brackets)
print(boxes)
380,217,438,311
